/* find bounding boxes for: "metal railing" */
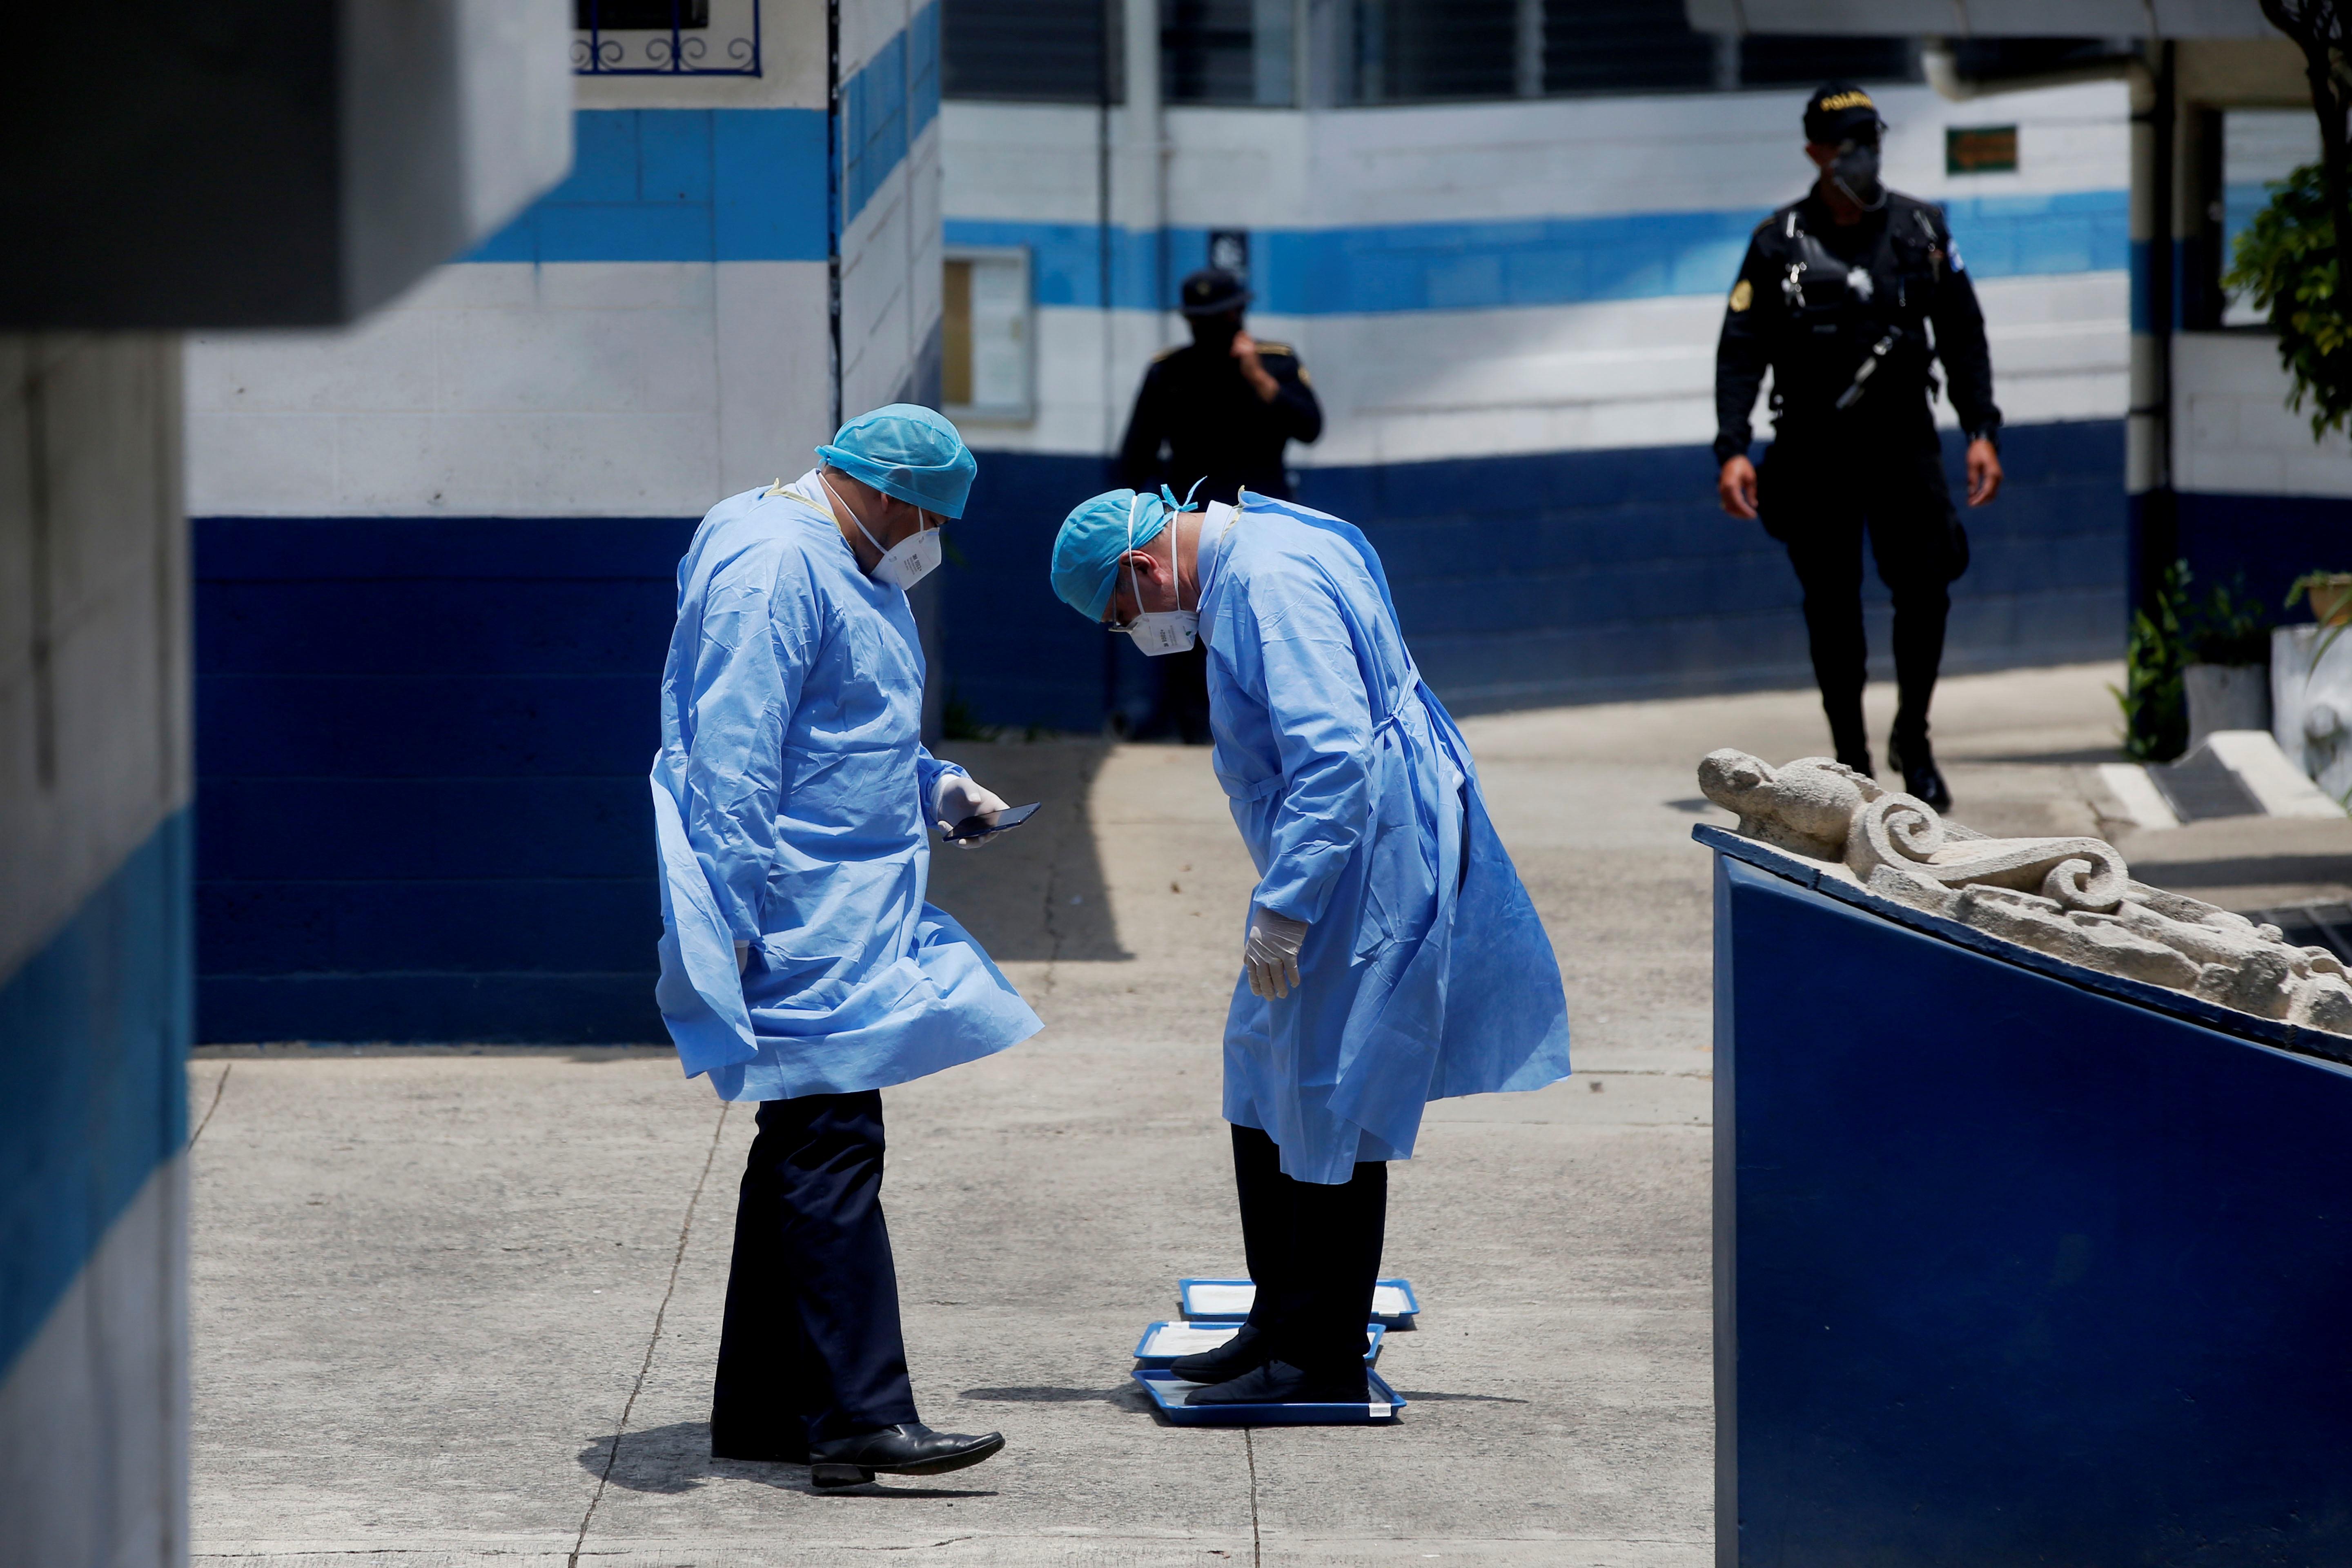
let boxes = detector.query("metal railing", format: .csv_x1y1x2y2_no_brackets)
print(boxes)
573,0,760,76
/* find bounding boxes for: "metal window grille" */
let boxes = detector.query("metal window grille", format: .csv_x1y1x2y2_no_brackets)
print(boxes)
575,0,761,75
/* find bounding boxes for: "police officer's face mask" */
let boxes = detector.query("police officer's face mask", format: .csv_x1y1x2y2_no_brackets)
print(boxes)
1831,136,1886,211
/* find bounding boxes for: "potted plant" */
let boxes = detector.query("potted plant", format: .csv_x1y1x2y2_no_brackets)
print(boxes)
2288,569,2352,630
2182,576,2274,750
2117,561,2190,762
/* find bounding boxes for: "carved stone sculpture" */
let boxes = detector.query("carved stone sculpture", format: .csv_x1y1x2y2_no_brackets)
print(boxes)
1699,749,2352,1038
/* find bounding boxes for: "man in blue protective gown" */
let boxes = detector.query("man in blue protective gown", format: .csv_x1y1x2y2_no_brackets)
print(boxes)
651,405,1042,1486
1048,486,1572,1405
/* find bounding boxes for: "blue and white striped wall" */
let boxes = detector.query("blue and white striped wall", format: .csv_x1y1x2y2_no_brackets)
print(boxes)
178,65,2139,1042
1,335,193,1562
185,0,940,1043
937,80,2137,728
2168,109,2352,605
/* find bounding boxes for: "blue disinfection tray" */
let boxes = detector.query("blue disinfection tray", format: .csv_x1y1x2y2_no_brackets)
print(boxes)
1132,1367,1406,1425
1178,1277,1420,1328
1132,1319,1384,1367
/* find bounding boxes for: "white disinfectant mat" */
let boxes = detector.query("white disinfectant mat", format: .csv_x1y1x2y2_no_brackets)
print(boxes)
1177,1277,1419,1327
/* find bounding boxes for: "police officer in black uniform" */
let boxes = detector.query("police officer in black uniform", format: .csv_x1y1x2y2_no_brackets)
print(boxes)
1715,82,2004,811
1118,266,1323,740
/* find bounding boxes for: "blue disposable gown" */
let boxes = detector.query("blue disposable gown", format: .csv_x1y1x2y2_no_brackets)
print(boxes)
650,475,1042,1100
1204,493,1572,1183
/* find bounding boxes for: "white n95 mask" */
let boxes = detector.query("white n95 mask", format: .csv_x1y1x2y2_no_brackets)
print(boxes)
1119,491,1196,656
824,476,942,590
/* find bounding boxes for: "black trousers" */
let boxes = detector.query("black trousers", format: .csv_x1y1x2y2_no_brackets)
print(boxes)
710,1091,918,1457
1758,435,1969,760
1232,1125,1388,1372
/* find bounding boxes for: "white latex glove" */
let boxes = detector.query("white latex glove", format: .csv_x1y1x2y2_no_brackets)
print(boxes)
935,772,1011,848
1243,909,1309,1000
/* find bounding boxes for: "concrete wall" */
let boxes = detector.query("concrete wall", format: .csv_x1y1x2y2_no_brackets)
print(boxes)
945,80,2132,463
2156,330,2352,617
0,334,193,1564
940,78,2135,729
186,0,941,1044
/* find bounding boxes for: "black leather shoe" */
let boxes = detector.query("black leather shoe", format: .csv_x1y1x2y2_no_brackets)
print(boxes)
1169,1323,1274,1385
807,1423,1005,1488
1185,1359,1369,1406
1886,733,1952,811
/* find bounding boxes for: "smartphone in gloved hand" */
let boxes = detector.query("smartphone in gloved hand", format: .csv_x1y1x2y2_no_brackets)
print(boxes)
944,801,1042,843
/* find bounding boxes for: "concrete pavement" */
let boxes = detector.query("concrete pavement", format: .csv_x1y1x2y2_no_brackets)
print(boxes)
190,662,2349,1566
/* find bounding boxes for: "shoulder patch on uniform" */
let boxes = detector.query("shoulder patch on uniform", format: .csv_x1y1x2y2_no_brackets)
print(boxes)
1252,341,1296,356
1728,278,1753,313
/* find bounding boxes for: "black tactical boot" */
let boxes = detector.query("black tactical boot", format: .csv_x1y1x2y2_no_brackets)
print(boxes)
1170,1323,1274,1385
1185,1359,1370,1406
1886,732,1952,811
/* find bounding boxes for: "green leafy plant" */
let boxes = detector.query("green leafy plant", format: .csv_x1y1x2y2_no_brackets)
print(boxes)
2287,568,2349,610
2116,560,2192,762
2245,2,2352,437
2287,568,2352,671
2118,564,2276,759
2224,163,2352,439
2186,574,2274,665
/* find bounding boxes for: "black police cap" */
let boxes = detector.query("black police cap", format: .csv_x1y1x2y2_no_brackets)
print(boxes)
1804,82,1884,145
1179,267,1251,317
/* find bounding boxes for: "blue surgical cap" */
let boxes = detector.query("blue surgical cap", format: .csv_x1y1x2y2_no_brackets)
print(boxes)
1051,489,1170,622
816,403,978,518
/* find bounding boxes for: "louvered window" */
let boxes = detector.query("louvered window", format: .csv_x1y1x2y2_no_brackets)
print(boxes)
942,0,1114,101
941,0,1921,105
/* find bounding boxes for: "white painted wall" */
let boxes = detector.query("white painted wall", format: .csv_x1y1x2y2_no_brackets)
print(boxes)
2174,330,2352,499
0,1160,188,1568
0,332,190,1568
964,272,2125,466
0,335,189,982
841,121,946,416
192,0,940,519
944,77,2134,465
188,263,833,518
575,0,828,111
947,79,2128,229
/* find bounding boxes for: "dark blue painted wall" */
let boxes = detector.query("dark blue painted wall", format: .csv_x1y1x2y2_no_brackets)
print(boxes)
1,812,190,1380
2177,490,2352,611
194,518,691,1043
1715,853,2352,1565
948,421,2129,726
191,421,2126,1043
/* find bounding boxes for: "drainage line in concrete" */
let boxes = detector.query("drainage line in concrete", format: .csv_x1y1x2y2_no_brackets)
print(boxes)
1244,1427,1262,1568
191,1061,234,1147
568,1101,732,1568
1039,796,1069,998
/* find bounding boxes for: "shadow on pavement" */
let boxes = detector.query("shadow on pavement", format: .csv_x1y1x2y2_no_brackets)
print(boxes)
958,1383,1156,1411
927,740,1129,962
578,1423,1000,1498
1964,746,2129,765
2132,853,2352,890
